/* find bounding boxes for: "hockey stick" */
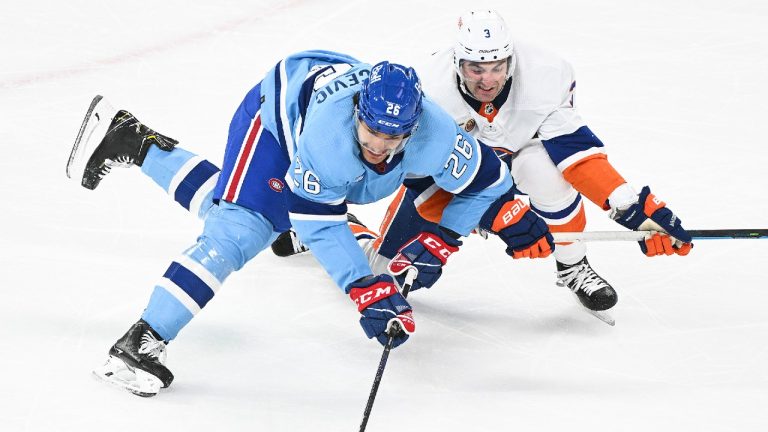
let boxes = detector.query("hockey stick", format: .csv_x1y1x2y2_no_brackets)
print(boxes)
359,266,417,432
552,229,768,242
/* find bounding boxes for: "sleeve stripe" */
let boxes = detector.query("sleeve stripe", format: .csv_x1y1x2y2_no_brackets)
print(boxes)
286,187,348,219
322,196,346,206
276,60,296,164
413,183,442,208
555,147,606,172
488,162,508,189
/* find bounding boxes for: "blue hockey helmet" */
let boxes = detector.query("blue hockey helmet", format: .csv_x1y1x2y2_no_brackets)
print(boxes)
357,61,423,136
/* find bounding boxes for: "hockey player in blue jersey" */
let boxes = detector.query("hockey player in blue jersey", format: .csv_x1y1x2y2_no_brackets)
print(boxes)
67,50,549,397
273,10,695,326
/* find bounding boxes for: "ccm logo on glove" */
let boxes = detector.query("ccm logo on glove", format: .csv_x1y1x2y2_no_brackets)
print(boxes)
349,280,397,311
421,235,455,262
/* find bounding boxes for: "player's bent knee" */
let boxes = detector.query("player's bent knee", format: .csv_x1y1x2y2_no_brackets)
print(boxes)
201,201,279,271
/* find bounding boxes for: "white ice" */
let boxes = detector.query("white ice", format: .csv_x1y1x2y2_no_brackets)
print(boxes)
1,1,767,431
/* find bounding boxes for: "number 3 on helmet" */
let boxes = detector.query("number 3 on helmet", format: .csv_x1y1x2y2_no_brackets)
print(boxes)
453,10,516,79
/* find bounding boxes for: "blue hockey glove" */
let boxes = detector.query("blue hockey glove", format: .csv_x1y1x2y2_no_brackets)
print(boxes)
479,195,554,259
611,185,693,256
388,226,461,291
348,274,415,348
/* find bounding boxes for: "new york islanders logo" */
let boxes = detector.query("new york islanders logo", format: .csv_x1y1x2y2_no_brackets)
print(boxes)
464,119,476,132
268,178,284,192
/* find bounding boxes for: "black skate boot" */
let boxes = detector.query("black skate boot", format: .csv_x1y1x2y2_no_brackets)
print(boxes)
67,95,178,190
271,229,309,257
346,212,366,227
271,213,368,257
93,319,174,397
557,256,618,316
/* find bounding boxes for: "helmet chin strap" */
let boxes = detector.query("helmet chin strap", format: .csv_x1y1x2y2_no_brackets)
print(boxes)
386,129,413,162
455,71,474,99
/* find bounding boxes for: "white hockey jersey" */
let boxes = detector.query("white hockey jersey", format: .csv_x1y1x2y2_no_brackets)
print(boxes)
414,42,629,210
416,42,588,153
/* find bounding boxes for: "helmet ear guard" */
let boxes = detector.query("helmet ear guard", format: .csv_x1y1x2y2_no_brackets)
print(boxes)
357,61,423,136
453,10,516,82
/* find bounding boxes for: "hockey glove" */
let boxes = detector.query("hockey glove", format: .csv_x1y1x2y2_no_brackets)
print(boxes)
479,195,554,259
611,185,693,256
388,226,462,291
348,274,415,347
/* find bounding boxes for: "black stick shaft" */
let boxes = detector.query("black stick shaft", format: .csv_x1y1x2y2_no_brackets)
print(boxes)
552,228,768,242
359,268,416,432
688,229,768,239
359,337,395,431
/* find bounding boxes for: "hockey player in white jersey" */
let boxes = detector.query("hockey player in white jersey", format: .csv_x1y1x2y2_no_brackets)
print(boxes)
66,50,534,396
272,10,695,323
372,10,694,317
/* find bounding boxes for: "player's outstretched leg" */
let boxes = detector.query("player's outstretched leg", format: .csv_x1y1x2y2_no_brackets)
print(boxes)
93,319,173,397
556,256,617,311
67,95,178,190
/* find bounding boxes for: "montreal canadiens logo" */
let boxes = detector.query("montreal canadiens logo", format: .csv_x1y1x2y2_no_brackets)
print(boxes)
268,178,284,192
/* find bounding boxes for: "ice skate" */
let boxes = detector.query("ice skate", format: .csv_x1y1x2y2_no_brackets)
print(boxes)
556,257,617,326
271,213,368,257
93,319,174,397
67,95,178,190
270,229,309,257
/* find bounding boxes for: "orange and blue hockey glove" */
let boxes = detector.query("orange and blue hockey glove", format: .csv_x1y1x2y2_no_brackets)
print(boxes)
479,192,554,259
611,186,693,256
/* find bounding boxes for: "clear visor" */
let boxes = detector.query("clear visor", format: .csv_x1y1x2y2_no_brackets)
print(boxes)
458,57,511,80
353,108,411,159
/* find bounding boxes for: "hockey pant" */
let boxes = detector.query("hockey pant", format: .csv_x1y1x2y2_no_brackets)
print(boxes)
507,140,587,265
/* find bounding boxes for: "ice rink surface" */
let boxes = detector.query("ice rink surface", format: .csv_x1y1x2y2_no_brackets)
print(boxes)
1,1,767,431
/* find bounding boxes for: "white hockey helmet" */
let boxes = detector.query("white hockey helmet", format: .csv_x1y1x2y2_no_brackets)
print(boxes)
453,10,516,80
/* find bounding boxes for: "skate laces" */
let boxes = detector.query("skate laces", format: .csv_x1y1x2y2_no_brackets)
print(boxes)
138,331,167,364
556,263,609,295
93,155,134,180
107,155,135,168
289,230,308,253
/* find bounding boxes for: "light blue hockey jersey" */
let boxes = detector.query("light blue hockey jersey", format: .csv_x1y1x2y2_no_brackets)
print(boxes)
258,50,512,291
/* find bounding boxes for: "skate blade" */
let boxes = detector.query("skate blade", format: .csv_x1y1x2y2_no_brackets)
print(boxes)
66,95,117,183
566,292,615,326
582,307,615,326
92,356,162,397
